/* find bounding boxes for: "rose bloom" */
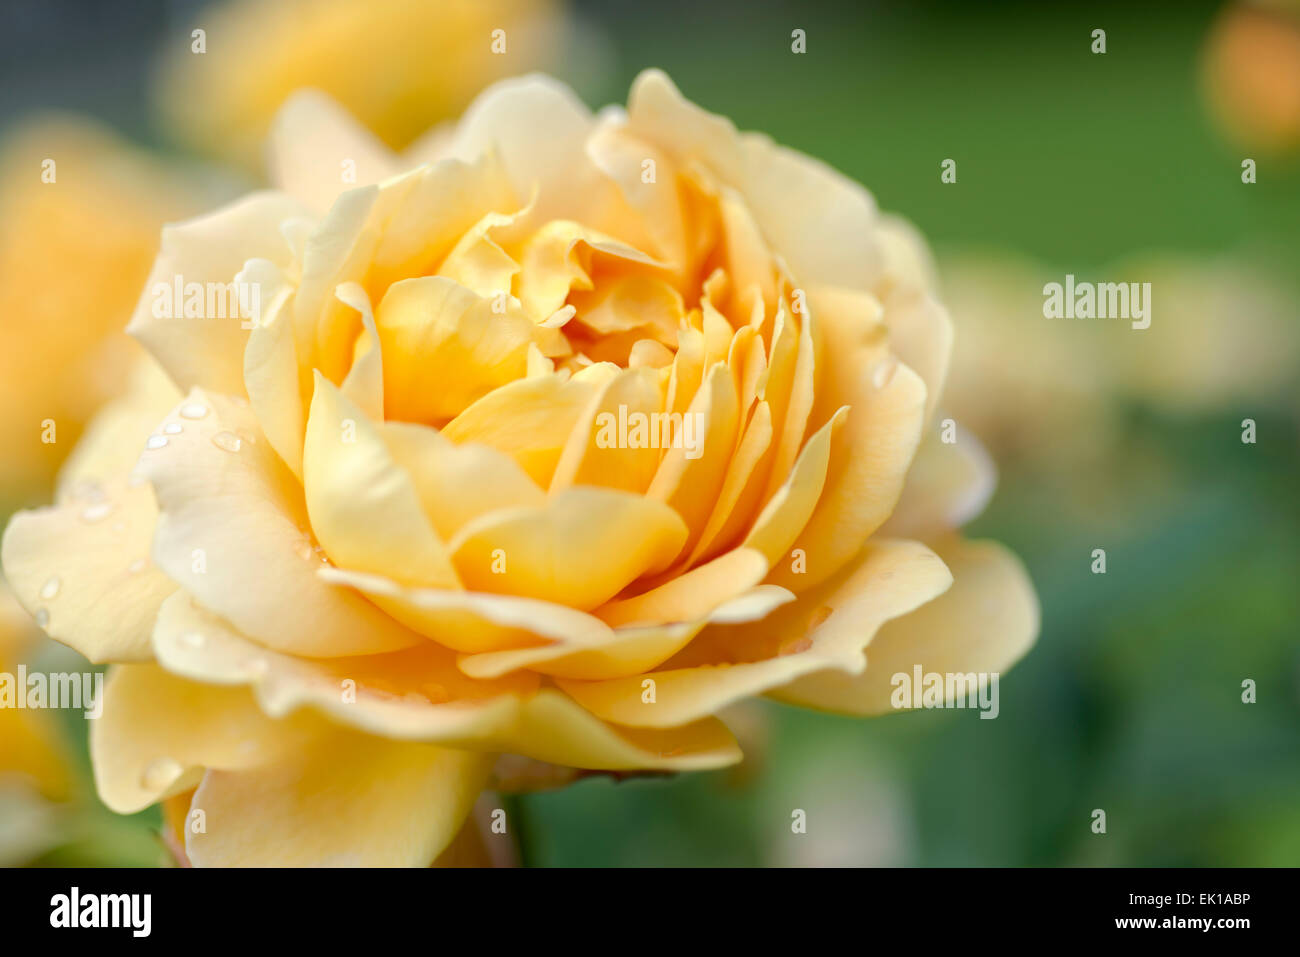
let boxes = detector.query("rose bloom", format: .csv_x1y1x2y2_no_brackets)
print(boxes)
156,0,585,167
3,71,1037,866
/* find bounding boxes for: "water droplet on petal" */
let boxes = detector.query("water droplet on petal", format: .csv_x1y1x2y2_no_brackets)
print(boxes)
146,434,168,450
179,403,209,420
39,576,61,600
163,422,183,435
141,757,183,791
211,431,242,453
34,608,49,629
81,502,112,523
870,356,898,389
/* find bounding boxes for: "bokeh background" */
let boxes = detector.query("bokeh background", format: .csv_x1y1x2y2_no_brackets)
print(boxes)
1,0,1297,866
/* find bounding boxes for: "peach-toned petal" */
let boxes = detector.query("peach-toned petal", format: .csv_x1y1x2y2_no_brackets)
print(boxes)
879,421,997,540
549,366,664,494
770,538,1038,715
879,286,952,424
380,420,546,543
304,374,459,592
136,390,419,657
186,730,491,867
743,406,847,568
269,89,399,215
90,663,315,813
769,336,927,591
448,488,687,610
626,69,883,291
685,400,773,564
441,369,606,486
460,549,786,681
242,269,306,478
444,74,645,240
150,590,738,772
646,363,740,553
127,191,309,395
55,354,182,499
2,479,174,663
565,538,953,727
373,276,537,423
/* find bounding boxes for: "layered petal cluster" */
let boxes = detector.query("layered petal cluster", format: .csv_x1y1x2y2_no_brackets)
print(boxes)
2,71,1038,866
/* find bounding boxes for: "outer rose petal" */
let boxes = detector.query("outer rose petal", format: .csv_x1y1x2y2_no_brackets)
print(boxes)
879,421,997,541
2,479,174,663
186,731,493,868
769,344,928,592
558,539,954,727
136,390,420,657
91,663,316,813
269,89,399,215
127,192,310,395
3,358,182,663
626,69,885,291
150,593,740,772
443,74,647,242
770,538,1039,715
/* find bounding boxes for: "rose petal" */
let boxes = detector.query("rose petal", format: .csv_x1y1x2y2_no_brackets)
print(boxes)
770,538,1038,715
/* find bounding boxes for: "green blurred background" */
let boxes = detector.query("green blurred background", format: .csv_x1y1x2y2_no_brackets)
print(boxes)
2,0,1297,866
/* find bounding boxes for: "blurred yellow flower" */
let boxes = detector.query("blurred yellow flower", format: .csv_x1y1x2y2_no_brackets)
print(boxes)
1203,0,1300,155
155,0,584,167
0,584,70,802
0,118,210,503
4,72,1038,866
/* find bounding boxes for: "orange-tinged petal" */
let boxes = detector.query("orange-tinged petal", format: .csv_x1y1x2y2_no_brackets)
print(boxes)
136,390,420,657
127,191,308,395
448,488,687,610
770,538,1038,715
186,730,492,867
304,374,460,590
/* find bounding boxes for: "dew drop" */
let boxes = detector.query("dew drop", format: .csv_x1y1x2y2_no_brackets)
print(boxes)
39,576,61,600
211,431,242,453
163,422,183,435
141,757,183,791
870,356,898,389
81,502,112,523
179,402,209,420
146,434,168,450
34,608,49,629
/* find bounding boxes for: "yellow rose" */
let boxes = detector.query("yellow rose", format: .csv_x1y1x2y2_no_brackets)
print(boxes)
156,0,583,166
0,118,213,502
3,71,1037,866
